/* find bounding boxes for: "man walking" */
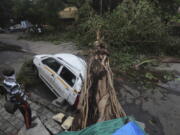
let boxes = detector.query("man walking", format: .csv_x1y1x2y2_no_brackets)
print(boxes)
0,67,37,129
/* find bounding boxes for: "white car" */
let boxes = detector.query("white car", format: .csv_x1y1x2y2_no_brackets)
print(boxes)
33,53,87,106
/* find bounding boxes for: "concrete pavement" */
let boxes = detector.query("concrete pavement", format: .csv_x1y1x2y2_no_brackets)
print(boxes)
18,118,50,135
0,93,66,135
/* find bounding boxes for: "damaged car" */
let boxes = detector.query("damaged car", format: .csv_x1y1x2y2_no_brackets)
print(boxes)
33,53,87,106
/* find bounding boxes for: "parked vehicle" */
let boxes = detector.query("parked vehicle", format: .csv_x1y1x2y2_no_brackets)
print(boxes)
8,24,22,32
8,21,33,32
33,53,87,106
29,24,44,34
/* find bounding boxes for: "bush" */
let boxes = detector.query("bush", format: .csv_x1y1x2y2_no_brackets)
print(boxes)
17,59,40,89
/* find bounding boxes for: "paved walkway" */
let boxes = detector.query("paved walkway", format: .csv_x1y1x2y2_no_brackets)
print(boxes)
0,93,68,135
0,95,24,135
18,118,50,135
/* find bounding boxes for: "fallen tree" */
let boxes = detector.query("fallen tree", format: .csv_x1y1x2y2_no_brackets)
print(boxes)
72,31,126,130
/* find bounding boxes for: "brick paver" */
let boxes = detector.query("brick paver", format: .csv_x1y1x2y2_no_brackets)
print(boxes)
0,94,66,135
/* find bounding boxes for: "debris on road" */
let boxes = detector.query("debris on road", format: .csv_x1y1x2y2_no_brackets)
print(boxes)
53,113,65,123
61,116,74,130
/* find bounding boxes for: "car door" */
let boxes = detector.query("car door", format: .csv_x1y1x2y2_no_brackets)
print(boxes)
40,57,61,92
53,66,77,105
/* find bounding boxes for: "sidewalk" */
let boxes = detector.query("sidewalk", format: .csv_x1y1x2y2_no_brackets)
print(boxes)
18,118,50,135
0,95,24,135
0,93,66,135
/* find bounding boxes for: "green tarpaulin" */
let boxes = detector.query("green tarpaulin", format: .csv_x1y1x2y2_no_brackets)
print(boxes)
57,117,143,135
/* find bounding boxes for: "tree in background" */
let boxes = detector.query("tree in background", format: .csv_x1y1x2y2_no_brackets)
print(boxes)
12,0,34,22
0,0,13,27
77,0,172,54
1,0,180,30
148,0,180,24
12,0,65,26
91,0,123,14
63,0,86,7
151,0,179,14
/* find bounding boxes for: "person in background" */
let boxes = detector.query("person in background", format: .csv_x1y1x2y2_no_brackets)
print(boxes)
0,67,37,129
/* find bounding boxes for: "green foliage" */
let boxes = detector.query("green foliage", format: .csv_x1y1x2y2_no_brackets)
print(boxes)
0,0,13,27
74,0,180,76
12,0,34,21
145,72,156,80
163,72,174,81
17,59,40,89
78,2,94,22
110,0,170,53
1,0,179,28
74,2,96,47
10,0,65,26
111,52,137,72
77,0,170,54
91,0,123,13
151,0,179,15
19,31,74,45
170,14,180,23
64,0,86,7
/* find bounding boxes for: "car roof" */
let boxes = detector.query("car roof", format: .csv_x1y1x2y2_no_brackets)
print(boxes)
54,53,86,78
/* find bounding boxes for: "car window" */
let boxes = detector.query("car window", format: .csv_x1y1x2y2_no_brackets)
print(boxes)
42,57,61,72
59,67,76,87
